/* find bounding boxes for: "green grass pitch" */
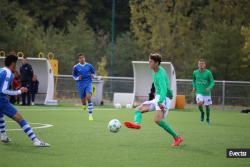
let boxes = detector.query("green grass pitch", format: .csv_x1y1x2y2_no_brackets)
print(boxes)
0,105,250,167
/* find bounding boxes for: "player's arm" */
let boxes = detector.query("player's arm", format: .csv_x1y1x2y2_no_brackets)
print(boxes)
2,73,26,95
72,66,81,80
158,73,168,106
29,64,34,79
164,72,173,99
192,72,196,91
89,64,96,79
207,71,215,91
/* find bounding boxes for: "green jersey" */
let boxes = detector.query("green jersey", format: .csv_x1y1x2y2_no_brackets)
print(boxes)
152,66,170,105
192,69,214,96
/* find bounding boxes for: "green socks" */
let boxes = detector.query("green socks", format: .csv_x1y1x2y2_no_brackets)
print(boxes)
205,106,210,121
159,119,178,138
133,110,179,138
134,111,142,124
198,106,204,113
199,106,205,121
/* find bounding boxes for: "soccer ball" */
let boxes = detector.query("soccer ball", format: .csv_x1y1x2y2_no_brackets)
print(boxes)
108,119,121,133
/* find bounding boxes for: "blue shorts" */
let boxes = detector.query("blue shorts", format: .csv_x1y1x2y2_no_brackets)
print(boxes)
0,98,18,118
77,83,92,100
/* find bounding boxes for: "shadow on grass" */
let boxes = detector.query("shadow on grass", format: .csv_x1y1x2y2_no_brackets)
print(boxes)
179,144,215,156
0,142,55,156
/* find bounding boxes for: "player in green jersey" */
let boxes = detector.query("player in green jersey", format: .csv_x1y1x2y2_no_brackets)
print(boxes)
192,59,214,124
124,53,183,147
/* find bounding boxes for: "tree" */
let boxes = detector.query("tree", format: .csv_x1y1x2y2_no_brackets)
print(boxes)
130,0,250,80
42,13,96,74
200,23,245,80
130,0,205,78
96,56,108,76
199,0,250,80
111,32,144,76
0,0,44,55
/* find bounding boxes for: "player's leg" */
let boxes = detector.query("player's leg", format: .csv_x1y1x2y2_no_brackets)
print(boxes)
79,86,87,112
124,104,150,129
85,83,94,120
134,104,150,124
31,92,35,105
81,97,87,112
3,103,49,147
196,94,205,122
0,112,11,143
86,93,93,121
27,88,31,105
204,96,212,124
154,100,183,147
205,105,210,124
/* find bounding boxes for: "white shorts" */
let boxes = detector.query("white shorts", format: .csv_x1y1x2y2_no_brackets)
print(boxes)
196,94,212,106
141,95,171,117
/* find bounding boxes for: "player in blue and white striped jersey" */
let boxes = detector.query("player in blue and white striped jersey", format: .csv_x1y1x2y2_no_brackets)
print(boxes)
0,54,49,147
72,53,96,121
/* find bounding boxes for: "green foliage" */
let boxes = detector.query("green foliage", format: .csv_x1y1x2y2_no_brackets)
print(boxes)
96,56,108,76
130,0,250,80
1,0,250,80
112,32,144,76
241,25,250,80
200,23,245,80
0,0,44,55
42,13,96,74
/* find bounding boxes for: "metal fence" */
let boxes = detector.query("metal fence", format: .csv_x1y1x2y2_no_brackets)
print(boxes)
176,79,250,109
55,75,250,109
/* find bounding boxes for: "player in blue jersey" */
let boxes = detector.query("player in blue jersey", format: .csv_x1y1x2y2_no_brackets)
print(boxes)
0,54,49,147
72,53,96,121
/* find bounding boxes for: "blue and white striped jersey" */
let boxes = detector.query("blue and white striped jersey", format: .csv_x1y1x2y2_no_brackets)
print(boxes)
72,63,96,86
0,67,21,99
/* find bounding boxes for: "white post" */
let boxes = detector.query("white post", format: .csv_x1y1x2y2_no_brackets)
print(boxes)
222,80,225,110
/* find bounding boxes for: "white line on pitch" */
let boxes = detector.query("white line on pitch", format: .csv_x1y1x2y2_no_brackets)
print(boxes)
5,121,53,131
16,108,122,111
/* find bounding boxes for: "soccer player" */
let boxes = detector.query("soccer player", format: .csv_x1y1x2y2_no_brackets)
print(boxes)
124,53,183,147
0,54,50,147
192,59,214,124
72,53,96,121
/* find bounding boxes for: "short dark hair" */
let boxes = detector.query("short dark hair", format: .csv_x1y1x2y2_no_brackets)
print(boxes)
198,59,206,63
149,53,162,65
5,54,18,67
77,53,85,57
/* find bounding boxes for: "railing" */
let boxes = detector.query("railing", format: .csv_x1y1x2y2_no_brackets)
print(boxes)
55,75,250,109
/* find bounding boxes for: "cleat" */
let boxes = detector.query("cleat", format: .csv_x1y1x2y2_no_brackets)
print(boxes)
81,105,87,112
172,137,184,147
89,115,94,121
33,140,50,147
206,119,210,125
0,133,11,143
124,121,141,129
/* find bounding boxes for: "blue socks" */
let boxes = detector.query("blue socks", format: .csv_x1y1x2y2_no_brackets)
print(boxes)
88,101,93,116
19,120,38,142
0,114,6,134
